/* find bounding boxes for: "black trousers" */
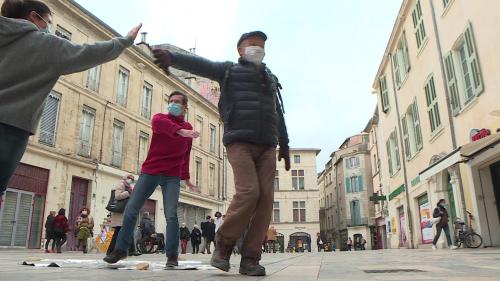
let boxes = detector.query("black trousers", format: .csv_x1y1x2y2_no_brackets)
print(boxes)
191,241,200,253
54,233,67,252
45,234,56,250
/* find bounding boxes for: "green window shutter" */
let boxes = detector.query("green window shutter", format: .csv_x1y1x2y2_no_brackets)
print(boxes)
379,76,390,113
425,80,436,132
345,177,351,193
393,54,401,87
393,131,401,170
401,115,411,159
464,23,483,96
358,176,363,192
402,33,411,73
444,53,461,115
412,100,423,150
430,77,441,129
386,140,393,176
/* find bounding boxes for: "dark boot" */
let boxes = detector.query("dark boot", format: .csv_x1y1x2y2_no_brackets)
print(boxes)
166,255,178,267
103,249,127,264
239,257,266,276
210,240,234,272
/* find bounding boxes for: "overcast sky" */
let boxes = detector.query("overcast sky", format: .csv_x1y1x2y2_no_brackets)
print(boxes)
75,0,402,171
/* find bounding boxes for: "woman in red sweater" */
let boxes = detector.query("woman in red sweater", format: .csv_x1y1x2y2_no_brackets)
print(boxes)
52,208,69,253
104,91,199,267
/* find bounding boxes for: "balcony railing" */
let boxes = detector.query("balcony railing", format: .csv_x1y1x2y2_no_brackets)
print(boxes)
345,217,369,227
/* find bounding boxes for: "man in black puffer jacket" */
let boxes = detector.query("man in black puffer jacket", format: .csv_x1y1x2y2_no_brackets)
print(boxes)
153,31,289,276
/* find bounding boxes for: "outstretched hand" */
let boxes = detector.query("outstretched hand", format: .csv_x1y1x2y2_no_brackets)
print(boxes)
278,145,291,171
153,48,173,75
177,129,200,139
126,23,143,41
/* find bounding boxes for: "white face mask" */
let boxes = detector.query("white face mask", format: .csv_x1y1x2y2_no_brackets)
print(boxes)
126,179,133,185
82,211,88,216
244,46,265,64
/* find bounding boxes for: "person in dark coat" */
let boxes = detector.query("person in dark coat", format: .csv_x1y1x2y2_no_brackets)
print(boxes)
52,208,69,253
200,216,212,254
153,30,290,276
190,225,202,254
179,223,190,254
44,211,56,253
432,199,457,250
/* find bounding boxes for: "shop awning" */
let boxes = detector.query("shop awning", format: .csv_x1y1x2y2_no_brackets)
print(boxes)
419,133,500,180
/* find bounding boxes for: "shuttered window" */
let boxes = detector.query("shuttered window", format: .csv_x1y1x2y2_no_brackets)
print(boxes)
394,32,411,88
387,129,401,177
379,75,390,113
209,163,216,196
412,0,427,49
111,120,125,167
444,53,460,115
79,106,95,157
141,82,153,119
138,131,149,172
424,76,442,133
116,66,129,107
39,91,61,147
401,100,423,159
86,66,101,92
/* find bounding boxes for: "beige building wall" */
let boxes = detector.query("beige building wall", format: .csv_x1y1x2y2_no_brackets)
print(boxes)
372,0,500,248
0,0,234,249
272,149,320,252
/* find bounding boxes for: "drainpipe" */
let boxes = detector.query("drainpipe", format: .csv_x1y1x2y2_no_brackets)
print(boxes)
388,52,415,249
429,0,468,226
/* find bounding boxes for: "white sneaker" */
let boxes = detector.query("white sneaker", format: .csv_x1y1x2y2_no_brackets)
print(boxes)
432,245,437,250
450,245,458,250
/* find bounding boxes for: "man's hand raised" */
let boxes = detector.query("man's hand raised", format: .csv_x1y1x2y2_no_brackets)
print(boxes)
126,23,143,41
177,129,200,139
278,144,290,171
153,48,173,75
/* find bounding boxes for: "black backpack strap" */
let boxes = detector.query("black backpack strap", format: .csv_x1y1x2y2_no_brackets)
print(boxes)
265,67,285,114
218,62,234,118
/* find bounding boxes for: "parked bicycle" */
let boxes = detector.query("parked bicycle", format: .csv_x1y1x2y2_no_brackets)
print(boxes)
454,211,483,249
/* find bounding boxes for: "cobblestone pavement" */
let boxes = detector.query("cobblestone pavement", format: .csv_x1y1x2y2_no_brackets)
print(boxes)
1,248,499,281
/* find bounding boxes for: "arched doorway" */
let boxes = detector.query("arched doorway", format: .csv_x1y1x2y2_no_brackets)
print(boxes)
289,232,311,252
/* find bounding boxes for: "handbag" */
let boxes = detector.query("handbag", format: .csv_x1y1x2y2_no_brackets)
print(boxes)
105,190,128,213
430,217,441,225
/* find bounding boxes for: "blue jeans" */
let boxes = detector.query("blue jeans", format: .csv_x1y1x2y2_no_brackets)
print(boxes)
433,224,452,246
0,123,30,197
115,173,181,257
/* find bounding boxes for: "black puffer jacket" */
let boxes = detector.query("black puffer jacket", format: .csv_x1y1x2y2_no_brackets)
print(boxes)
170,53,289,147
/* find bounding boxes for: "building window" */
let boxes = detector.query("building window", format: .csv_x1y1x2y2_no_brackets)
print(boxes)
116,66,129,107
412,0,426,49
345,176,363,193
274,170,279,191
293,155,301,164
393,32,411,88
86,66,101,92
293,201,306,222
38,91,61,147
141,82,153,119
138,131,149,172
444,23,483,115
272,202,280,223
373,154,378,173
291,170,305,190
401,99,423,159
111,120,125,167
195,157,202,192
209,124,216,153
196,116,203,147
209,163,216,196
55,25,71,40
346,157,360,169
386,129,401,176
78,106,95,157
424,76,442,133
379,75,390,113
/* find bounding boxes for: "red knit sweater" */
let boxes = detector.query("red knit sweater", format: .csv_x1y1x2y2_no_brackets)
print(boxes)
141,113,193,180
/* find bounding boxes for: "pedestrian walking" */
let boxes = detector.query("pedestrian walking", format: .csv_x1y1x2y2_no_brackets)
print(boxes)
75,207,94,254
52,208,69,253
347,237,353,251
153,30,290,276
0,0,142,199
44,211,56,253
214,211,224,234
179,223,190,254
191,225,202,254
361,237,366,250
432,199,458,250
107,175,138,256
317,237,323,252
103,91,199,268
200,216,212,254
266,226,277,253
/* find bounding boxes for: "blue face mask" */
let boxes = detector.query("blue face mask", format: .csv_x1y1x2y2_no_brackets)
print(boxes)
168,103,183,116
35,13,52,34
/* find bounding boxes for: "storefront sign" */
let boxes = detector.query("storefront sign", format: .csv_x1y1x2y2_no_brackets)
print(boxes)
411,176,421,187
470,128,491,142
389,184,406,201
369,194,387,202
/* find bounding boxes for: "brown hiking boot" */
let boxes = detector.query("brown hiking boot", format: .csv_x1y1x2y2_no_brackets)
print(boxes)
210,241,234,272
239,257,266,276
166,255,178,267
